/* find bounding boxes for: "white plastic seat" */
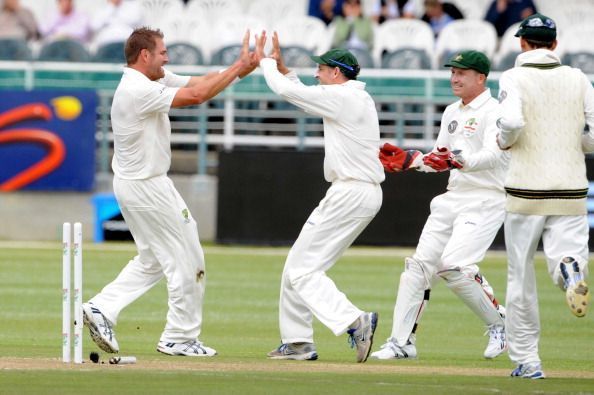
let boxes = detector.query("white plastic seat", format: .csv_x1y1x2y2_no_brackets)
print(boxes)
161,15,211,59
273,15,329,54
247,0,308,29
209,14,267,57
493,22,521,71
372,19,434,68
139,0,184,27
185,0,242,22
435,19,497,67
448,0,491,19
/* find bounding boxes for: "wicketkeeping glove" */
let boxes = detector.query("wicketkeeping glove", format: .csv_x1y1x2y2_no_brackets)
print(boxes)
379,142,422,172
422,147,464,172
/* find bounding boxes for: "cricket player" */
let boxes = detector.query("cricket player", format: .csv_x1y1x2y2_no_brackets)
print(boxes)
497,13,593,379
81,27,256,356
372,50,509,360
254,32,383,363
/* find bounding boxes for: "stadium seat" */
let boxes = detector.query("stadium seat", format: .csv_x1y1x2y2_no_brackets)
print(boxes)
208,15,267,60
435,19,497,67
448,0,491,19
382,48,432,70
372,19,434,68
210,45,242,66
493,23,521,71
248,0,307,29
557,24,594,61
0,38,32,61
563,52,594,74
92,42,126,63
38,39,91,62
348,47,375,69
167,42,205,65
185,0,242,21
139,0,184,26
273,15,329,54
161,15,211,60
280,46,314,68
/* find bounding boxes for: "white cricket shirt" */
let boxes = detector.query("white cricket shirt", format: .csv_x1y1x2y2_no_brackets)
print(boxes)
434,88,508,193
260,58,385,184
111,67,190,180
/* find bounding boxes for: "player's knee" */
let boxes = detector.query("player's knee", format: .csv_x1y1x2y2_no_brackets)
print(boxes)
402,257,432,288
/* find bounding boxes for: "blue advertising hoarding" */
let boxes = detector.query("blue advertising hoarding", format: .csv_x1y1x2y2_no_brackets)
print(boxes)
0,90,97,191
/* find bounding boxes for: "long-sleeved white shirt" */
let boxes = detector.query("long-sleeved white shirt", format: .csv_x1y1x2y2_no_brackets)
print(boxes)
427,88,509,193
259,58,385,184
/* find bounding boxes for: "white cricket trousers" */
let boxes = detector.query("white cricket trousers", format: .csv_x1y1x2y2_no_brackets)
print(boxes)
414,188,506,277
504,213,589,365
279,180,382,343
90,175,206,343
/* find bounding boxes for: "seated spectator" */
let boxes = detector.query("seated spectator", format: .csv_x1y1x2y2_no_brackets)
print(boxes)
422,0,463,37
332,0,374,51
40,0,91,43
371,0,416,24
309,0,344,26
0,0,39,40
91,0,144,47
485,0,536,37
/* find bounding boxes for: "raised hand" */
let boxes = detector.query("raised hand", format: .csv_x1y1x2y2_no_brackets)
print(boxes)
271,31,289,74
254,30,267,64
238,29,257,78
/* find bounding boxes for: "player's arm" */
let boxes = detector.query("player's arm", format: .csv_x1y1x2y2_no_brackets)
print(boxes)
255,31,340,118
580,73,594,153
171,30,255,108
496,71,524,149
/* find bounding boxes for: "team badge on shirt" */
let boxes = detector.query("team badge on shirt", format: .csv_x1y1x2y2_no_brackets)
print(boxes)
448,120,458,134
463,118,478,137
182,208,190,224
498,90,507,103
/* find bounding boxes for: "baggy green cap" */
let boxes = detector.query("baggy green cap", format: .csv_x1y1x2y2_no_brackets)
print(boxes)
515,13,557,43
311,48,360,78
443,50,491,76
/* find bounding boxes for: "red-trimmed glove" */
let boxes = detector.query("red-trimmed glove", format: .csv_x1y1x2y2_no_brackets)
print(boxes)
379,143,422,172
422,147,464,172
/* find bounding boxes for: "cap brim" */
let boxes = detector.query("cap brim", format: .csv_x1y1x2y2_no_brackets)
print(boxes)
443,60,470,69
310,55,326,65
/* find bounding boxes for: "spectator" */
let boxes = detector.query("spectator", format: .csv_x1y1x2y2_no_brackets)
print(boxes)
91,0,144,47
422,0,463,37
332,0,374,51
371,0,416,24
40,0,91,43
0,0,39,40
309,0,344,25
485,0,537,37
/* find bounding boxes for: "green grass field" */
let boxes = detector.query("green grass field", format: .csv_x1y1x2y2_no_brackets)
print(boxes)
0,242,592,394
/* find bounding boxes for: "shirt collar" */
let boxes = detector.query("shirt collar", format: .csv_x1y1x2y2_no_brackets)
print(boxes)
458,88,492,110
344,79,366,90
515,48,561,68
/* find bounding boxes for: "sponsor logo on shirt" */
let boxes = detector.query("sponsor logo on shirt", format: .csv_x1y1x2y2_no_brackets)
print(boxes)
498,90,507,103
182,208,190,224
463,118,478,137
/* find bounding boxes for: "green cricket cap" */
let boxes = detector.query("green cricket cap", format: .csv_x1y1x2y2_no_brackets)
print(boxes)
443,50,490,76
515,13,557,42
311,48,360,78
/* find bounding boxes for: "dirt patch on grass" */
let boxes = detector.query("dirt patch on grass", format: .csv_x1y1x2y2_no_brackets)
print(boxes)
2,357,593,379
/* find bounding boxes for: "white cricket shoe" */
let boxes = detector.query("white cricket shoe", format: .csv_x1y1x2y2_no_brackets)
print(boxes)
82,302,119,353
511,362,545,379
267,342,318,360
560,259,589,317
157,340,217,357
370,339,417,360
484,324,507,359
347,312,379,363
